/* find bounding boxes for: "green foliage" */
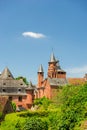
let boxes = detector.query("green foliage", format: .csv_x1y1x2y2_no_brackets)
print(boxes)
23,117,48,130
34,97,52,109
18,110,49,118
0,112,3,121
1,84,87,130
15,76,29,85
11,102,16,112
57,84,87,130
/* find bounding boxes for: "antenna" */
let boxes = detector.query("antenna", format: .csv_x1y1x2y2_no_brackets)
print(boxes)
52,47,53,53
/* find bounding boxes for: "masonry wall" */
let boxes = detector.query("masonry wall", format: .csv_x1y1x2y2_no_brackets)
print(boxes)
12,90,34,110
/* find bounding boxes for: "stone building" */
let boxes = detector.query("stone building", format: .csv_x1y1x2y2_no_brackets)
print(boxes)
0,53,86,111
36,53,67,99
0,67,35,110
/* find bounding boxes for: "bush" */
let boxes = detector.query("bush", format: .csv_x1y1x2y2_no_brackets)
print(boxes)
11,102,16,112
23,117,48,130
0,112,3,121
34,97,52,109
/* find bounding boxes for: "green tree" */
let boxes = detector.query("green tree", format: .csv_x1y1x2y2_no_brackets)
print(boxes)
15,76,29,85
34,97,52,109
23,117,48,130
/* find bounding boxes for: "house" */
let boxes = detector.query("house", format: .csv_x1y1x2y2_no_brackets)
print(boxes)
0,67,35,110
0,53,86,110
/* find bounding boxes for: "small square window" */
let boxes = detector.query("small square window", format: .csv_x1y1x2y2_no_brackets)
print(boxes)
18,96,22,102
9,96,12,101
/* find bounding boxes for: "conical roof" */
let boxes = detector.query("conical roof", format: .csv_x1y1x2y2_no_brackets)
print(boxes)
49,53,57,62
57,65,66,72
38,64,44,73
0,67,14,79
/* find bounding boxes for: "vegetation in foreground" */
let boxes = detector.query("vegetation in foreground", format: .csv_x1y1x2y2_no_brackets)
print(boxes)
1,84,87,130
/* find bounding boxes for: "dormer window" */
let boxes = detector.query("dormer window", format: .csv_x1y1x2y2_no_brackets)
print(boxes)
8,74,11,77
3,88,6,92
18,88,21,92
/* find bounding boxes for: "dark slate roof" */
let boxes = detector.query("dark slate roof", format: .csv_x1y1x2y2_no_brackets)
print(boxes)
48,78,68,86
57,65,66,73
0,67,28,96
26,81,36,90
0,79,27,96
0,67,14,80
38,64,44,73
0,78,27,88
49,53,57,63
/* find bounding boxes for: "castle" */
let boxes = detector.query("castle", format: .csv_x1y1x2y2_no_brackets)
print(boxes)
0,53,87,112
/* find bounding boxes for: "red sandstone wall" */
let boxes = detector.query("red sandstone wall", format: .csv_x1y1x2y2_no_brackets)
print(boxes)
12,90,34,109
44,80,52,99
57,73,66,78
38,73,44,87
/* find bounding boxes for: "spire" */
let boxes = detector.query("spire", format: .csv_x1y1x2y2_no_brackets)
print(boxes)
0,67,14,79
49,52,57,63
38,64,44,73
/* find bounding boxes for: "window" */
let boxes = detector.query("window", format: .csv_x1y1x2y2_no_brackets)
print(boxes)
3,83,6,85
8,74,11,77
3,88,6,92
18,96,22,102
18,88,21,92
9,96,12,101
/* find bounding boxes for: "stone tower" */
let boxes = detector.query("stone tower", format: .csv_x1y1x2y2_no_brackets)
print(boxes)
48,53,58,78
37,64,44,87
48,53,66,78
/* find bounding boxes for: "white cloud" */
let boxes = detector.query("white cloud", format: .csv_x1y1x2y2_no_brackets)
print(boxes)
22,32,46,39
66,66,87,74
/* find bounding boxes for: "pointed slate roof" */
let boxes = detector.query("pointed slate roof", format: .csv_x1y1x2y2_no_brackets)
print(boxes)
49,53,57,63
38,64,44,73
57,65,66,73
0,67,14,79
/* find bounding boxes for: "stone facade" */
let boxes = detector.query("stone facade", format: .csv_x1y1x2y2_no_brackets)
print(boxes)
36,53,67,99
0,53,87,111
0,68,35,110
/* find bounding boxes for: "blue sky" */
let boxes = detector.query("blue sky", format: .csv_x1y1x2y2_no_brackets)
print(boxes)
0,0,87,83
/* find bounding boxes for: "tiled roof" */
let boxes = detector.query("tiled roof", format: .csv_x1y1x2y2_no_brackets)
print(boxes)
68,78,85,85
0,67,31,96
57,65,66,73
0,67,14,79
26,81,36,90
48,78,68,86
0,78,27,88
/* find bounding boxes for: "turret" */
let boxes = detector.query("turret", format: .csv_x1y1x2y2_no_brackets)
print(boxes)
47,53,66,78
48,53,58,78
37,64,44,87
